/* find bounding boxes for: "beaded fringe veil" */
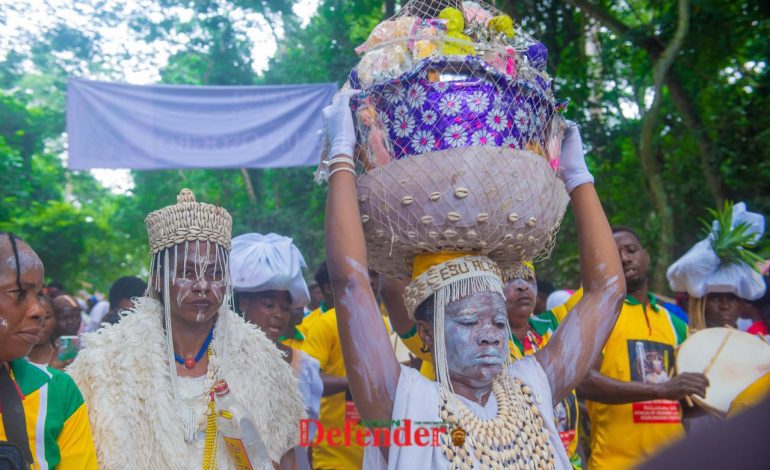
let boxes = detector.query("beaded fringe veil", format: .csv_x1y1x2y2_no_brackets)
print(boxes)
143,188,234,439
147,241,234,412
146,240,234,444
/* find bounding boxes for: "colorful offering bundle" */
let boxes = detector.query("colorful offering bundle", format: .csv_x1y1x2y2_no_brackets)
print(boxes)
324,0,571,279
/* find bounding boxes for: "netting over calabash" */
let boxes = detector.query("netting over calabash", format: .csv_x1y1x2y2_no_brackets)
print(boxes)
322,0,570,279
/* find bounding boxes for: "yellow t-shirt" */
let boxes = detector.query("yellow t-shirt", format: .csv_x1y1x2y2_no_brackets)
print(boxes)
279,328,304,351
297,303,326,337
728,371,770,418
300,307,391,469
549,289,582,323
586,294,688,470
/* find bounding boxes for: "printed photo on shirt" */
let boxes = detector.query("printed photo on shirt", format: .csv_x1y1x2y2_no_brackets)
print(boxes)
626,340,675,384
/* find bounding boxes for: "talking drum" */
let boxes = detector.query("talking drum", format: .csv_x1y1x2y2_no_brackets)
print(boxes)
676,328,770,417
321,0,570,279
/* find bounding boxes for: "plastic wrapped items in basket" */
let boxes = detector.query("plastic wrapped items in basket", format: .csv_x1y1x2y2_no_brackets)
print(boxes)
321,0,570,279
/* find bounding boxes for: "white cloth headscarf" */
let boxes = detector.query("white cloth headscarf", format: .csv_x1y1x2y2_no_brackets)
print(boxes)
545,289,572,311
230,233,311,308
667,202,766,300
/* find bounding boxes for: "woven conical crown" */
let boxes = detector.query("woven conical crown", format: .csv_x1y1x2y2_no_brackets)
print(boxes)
144,188,232,254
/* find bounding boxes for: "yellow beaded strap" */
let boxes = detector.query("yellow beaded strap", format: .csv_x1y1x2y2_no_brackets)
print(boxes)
202,348,218,470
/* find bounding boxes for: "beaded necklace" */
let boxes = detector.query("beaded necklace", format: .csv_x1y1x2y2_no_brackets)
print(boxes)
438,375,556,469
175,328,215,369
201,347,218,470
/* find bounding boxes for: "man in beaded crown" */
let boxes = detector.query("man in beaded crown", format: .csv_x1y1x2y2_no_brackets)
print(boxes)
322,86,625,469
68,188,305,470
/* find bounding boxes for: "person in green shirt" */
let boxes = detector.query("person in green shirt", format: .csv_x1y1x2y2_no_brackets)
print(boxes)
0,232,97,470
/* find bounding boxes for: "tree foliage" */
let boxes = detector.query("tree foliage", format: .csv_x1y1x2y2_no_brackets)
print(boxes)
0,0,768,294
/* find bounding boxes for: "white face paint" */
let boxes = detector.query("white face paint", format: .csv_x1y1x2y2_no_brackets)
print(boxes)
340,257,399,402
443,291,509,388
167,241,228,323
0,316,7,330
174,278,195,307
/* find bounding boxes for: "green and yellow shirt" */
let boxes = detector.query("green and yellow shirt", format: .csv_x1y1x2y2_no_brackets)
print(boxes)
0,359,97,470
586,294,688,470
279,327,305,351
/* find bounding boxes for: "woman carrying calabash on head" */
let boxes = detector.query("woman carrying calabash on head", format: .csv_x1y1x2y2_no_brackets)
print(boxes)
322,88,625,468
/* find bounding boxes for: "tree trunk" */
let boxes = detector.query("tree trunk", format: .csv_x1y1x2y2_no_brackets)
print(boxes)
241,168,257,206
637,0,689,292
664,73,725,205
563,0,724,207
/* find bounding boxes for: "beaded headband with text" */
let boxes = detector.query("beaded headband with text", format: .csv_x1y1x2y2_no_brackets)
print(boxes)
404,255,504,320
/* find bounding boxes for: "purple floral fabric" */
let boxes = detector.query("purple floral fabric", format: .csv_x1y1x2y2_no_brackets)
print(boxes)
351,55,557,161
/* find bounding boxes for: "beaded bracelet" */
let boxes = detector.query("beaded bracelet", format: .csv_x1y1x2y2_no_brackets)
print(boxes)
327,156,355,167
328,166,356,179
315,155,356,183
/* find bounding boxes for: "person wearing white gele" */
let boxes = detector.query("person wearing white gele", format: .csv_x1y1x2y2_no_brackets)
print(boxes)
321,86,625,469
667,201,768,434
667,201,766,332
230,232,323,470
68,189,304,470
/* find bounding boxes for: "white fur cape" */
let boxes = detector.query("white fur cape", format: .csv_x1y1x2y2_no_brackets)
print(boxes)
68,297,305,470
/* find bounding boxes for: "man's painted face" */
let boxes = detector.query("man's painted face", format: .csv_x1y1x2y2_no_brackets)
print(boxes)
503,277,537,325
704,292,746,328
0,240,45,362
169,241,226,324
443,291,509,387
613,231,649,292
240,290,291,342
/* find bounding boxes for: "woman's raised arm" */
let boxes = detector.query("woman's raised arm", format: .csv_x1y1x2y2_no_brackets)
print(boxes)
323,91,401,423
535,123,626,404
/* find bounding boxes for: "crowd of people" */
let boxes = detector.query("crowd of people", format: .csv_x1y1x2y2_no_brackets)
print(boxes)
1,112,769,470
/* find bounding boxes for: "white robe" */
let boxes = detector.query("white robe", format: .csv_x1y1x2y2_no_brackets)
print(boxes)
291,349,322,470
364,357,572,469
68,297,306,470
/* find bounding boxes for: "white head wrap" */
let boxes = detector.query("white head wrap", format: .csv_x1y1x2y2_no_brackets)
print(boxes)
230,233,310,308
667,202,766,301
545,289,572,311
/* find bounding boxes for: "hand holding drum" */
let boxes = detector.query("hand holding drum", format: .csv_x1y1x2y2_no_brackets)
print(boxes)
676,327,770,417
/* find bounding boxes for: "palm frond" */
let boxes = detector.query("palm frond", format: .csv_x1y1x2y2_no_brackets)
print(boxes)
701,201,765,270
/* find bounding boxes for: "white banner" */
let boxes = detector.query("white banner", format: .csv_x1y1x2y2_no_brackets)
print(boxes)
66,78,337,170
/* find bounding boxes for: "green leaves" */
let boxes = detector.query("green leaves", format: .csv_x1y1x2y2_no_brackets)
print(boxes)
702,201,765,270
1,0,768,294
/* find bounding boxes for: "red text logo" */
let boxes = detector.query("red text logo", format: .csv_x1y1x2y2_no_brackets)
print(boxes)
299,419,447,447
